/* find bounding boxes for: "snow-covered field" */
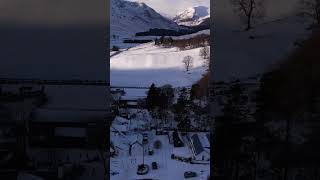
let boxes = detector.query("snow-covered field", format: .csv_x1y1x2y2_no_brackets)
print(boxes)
111,42,208,88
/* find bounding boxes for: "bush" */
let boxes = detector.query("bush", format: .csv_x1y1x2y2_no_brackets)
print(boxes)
153,140,162,149
111,46,120,51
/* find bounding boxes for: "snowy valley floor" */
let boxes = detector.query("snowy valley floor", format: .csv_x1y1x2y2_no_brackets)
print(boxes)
110,42,208,88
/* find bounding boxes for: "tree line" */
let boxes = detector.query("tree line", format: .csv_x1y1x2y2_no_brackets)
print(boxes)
155,34,210,50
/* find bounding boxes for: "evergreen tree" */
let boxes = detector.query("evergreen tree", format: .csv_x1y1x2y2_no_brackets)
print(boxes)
177,114,191,132
158,84,174,109
190,83,200,100
174,87,189,115
146,83,159,110
174,87,192,131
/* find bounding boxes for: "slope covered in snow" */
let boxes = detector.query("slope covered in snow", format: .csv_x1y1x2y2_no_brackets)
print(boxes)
212,0,311,81
213,18,310,81
111,0,180,47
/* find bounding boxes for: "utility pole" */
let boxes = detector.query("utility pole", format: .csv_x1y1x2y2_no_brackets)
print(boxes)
142,143,145,165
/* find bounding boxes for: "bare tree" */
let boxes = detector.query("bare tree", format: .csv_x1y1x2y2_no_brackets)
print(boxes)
199,46,210,59
199,46,210,67
182,56,193,72
299,0,320,25
231,0,265,31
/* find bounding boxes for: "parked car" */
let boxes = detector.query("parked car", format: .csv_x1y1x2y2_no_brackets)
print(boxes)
143,133,148,144
151,162,158,170
143,136,148,144
171,154,175,159
148,149,154,155
184,171,197,178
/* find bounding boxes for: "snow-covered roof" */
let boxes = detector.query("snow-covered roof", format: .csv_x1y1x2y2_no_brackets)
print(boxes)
206,133,210,143
127,101,138,106
191,134,205,155
111,123,128,132
173,146,193,157
54,127,87,138
190,132,210,156
114,116,129,124
129,134,143,144
194,133,210,149
119,89,148,101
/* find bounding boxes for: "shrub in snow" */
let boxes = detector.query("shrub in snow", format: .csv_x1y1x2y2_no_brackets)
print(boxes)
199,46,210,60
153,140,162,149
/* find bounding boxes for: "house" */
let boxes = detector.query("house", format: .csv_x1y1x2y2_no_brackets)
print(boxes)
129,134,144,156
111,116,129,134
118,108,129,118
110,88,125,101
127,101,138,109
111,89,125,111
190,133,210,161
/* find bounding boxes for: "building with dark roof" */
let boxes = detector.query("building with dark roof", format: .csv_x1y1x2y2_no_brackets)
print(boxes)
190,133,210,161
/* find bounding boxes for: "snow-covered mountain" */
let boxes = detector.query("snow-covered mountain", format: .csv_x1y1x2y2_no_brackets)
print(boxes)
111,0,180,46
126,0,210,18
173,6,210,26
